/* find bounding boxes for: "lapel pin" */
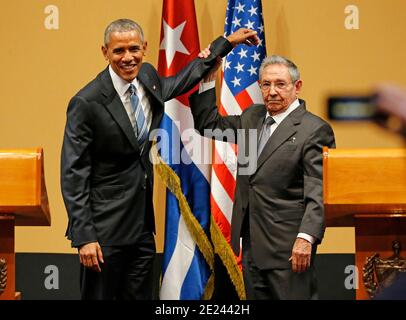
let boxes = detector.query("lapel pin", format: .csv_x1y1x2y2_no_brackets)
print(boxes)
153,85,156,91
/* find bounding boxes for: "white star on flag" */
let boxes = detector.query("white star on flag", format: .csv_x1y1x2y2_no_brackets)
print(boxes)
248,65,257,76
232,16,241,27
231,76,241,87
245,20,255,29
235,3,245,13
160,19,190,69
224,60,231,70
251,51,260,62
248,5,258,16
234,62,244,73
237,48,248,59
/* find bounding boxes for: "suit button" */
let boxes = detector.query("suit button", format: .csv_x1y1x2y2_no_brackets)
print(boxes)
142,184,146,189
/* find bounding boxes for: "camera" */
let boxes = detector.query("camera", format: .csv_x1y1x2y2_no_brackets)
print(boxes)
327,94,405,136
327,95,380,121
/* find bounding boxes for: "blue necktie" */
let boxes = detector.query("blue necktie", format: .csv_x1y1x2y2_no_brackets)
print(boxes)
257,116,275,157
128,84,148,146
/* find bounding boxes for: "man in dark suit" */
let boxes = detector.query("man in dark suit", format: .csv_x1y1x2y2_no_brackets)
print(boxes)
189,54,335,299
61,18,258,300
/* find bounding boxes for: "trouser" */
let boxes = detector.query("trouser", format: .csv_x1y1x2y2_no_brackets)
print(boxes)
80,232,156,300
242,232,318,300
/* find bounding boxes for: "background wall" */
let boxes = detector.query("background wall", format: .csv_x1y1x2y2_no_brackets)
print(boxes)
1,0,405,255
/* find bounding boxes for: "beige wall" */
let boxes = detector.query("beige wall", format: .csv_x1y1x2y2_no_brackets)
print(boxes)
1,0,405,254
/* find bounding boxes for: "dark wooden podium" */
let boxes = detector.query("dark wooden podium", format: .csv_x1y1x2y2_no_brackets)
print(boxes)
0,148,50,300
323,147,406,299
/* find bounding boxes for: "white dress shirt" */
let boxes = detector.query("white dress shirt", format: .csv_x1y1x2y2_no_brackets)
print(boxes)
109,65,152,133
264,99,300,138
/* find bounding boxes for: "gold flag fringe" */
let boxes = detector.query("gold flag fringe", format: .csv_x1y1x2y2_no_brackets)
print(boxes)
210,216,246,300
152,147,214,300
202,273,215,300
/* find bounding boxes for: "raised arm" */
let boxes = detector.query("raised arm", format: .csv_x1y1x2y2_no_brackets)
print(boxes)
160,28,258,101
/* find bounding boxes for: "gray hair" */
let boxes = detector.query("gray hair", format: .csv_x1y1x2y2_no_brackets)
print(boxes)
259,55,300,82
104,19,144,46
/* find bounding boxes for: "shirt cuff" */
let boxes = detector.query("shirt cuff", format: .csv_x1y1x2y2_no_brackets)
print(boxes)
297,233,316,245
199,80,216,94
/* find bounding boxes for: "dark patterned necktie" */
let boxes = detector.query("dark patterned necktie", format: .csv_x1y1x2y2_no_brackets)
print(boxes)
128,84,148,146
257,116,275,157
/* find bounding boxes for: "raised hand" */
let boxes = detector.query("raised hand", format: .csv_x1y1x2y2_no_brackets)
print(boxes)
198,45,211,59
226,28,259,47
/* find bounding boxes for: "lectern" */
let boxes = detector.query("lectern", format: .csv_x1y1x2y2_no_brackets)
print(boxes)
0,148,50,300
323,147,406,299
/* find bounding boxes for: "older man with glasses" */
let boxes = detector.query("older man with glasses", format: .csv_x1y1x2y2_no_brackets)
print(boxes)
189,54,336,299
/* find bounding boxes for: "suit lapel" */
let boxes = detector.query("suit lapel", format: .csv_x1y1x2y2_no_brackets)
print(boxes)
255,103,306,171
247,105,267,161
100,68,140,152
236,105,264,182
138,66,162,107
248,105,268,137
138,65,164,155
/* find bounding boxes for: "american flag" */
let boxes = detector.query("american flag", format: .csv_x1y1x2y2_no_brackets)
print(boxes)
210,0,266,299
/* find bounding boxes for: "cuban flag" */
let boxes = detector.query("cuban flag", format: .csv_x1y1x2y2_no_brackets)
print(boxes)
157,0,214,300
210,0,267,299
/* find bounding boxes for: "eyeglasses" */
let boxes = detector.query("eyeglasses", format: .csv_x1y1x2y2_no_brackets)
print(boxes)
260,81,295,92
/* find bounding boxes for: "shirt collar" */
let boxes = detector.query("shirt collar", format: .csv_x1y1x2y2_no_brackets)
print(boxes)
265,99,300,125
108,65,140,97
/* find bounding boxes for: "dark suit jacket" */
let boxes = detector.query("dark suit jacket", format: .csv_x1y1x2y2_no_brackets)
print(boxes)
190,88,335,269
61,36,232,248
